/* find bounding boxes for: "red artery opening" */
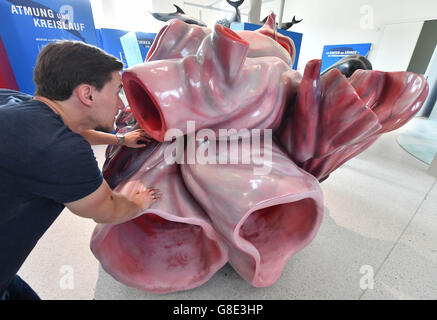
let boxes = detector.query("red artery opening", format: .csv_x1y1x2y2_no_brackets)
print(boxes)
123,74,165,141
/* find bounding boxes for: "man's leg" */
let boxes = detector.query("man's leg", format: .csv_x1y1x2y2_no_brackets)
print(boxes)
2,274,40,300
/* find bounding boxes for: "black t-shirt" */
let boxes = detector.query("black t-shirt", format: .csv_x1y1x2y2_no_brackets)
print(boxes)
0,90,103,293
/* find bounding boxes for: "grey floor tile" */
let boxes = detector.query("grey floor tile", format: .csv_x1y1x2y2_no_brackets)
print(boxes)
16,130,436,300
361,180,437,300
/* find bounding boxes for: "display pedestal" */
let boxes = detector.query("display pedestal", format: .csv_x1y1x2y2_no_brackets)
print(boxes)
397,117,437,165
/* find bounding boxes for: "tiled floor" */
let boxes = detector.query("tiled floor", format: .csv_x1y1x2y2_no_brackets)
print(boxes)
16,129,437,300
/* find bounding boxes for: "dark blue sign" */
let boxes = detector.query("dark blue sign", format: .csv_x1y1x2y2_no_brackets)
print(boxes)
321,43,372,73
97,28,156,68
0,0,98,94
231,22,303,70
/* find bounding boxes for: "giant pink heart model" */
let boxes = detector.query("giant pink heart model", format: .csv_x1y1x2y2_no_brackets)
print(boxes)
90,13,429,293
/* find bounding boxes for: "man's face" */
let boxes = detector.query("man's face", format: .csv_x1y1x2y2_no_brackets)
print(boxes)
92,71,125,132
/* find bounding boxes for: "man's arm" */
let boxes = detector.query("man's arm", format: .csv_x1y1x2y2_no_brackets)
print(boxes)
65,180,161,224
80,129,151,148
81,130,118,145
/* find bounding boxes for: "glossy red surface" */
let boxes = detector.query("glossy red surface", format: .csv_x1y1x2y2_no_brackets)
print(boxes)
91,13,429,293
277,60,429,180
180,137,323,287
123,21,298,142
92,143,228,293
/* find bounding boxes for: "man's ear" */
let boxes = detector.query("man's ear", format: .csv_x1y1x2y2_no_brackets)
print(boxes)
75,84,95,107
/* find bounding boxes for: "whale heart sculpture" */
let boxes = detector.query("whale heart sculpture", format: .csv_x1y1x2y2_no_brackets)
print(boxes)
90,13,429,293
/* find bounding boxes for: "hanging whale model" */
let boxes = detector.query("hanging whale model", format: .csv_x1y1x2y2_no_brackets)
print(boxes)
321,54,373,78
148,4,207,27
261,15,303,30
226,0,245,24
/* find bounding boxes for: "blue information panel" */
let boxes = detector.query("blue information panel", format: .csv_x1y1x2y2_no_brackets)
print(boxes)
0,0,98,94
321,43,372,73
97,28,156,68
231,22,303,70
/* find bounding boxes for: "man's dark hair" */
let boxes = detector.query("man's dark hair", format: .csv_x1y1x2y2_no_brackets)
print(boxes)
33,41,123,101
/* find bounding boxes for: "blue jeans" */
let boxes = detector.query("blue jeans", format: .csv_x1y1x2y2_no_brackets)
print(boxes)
0,275,40,300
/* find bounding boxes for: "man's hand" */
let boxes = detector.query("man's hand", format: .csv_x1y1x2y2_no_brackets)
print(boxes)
65,180,162,224
129,187,162,210
123,129,152,148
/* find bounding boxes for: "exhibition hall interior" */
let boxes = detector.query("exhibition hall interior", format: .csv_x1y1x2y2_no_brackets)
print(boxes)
1,0,437,300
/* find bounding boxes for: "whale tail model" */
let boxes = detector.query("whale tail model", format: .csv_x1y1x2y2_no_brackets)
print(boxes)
261,14,303,30
291,16,303,26
226,0,245,23
226,0,244,8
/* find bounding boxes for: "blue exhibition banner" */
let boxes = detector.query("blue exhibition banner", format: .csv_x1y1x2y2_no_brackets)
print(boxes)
0,0,98,94
321,43,372,73
97,28,156,68
231,22,303,70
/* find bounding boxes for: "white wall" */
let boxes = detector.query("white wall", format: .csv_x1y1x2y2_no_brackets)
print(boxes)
90,0,437,72
90,0,160,31
281,0,437,72
371,21,424,71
